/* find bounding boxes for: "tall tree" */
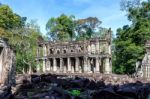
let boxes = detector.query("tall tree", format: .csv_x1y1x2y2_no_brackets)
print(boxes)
0,4,42,73
9,20,42,73
46,14,75,41
0,5,26,30
114,0,150,74
75,17,102,40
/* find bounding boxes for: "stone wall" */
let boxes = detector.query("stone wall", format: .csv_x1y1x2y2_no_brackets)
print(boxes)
137,40,150,79
0,38,16,86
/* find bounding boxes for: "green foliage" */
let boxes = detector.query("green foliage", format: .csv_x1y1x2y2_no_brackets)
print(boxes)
67,90,81,96
0,5,26,29
9,21,42,73
75,17,102,40
0,4,42,73
114,1,150,74
46,15,107,41
46,14,75,41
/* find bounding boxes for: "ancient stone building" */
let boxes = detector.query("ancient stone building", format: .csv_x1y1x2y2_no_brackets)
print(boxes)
0,38,16,85
36,30,112,74
137,40,150,79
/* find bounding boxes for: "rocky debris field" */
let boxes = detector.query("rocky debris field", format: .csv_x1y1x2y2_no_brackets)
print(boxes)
7,73,150,99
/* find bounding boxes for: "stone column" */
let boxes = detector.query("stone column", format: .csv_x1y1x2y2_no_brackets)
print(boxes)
84,57,88,73
143,67,146,78
47,45,50,55
67,57,71,72
99,58,101,73
46,59,50,72
37,48,39,57
87,59,91,73
36,60,40,72
43,44,47,56
108,44,111,54
104,58,111,74
149,66,150,79
43,59,46,72
53,58,57,72
71,59,75,73
75,57,79,72
147,66,148,78
95,57,100,73
96,39,99,54
60,58,63,73
147,66,149,78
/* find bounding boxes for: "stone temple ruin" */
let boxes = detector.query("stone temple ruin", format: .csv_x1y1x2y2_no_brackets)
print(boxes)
136,40,150,79
0,38,16,85
36,30,112,74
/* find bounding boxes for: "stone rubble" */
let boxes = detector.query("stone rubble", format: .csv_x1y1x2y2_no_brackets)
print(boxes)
6,73,150,99
0,85,12,99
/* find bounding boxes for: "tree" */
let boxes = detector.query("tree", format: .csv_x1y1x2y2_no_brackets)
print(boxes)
114,1,150,74
9,20,42,73
46,14,75,41
0,5,26,30
75,17,102,40
0,3,43,73
46,15,108,41
120,0,141,11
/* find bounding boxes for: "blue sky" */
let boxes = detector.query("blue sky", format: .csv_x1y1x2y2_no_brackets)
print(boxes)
0,0,131,35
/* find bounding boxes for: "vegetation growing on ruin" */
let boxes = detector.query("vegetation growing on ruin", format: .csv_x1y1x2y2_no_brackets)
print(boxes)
46,14,107,41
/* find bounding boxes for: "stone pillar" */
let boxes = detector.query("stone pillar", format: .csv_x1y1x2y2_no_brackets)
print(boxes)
88,59,91,73
96,40,99,53
75,57,79,72
67,57,71,72
84,57,88,73
95,57,100,73
43,59,46,72
145,66,147,78
147,66,148,78
37,48,39,57
147,66,149,78
49,59,52,72
36,60,40,72
60,58,63,72
71,59,75,73
53,58,57,72
46,59,50,71
104,58,111,74
99,58,102,73
108,44,111,54
43,44,47,56
47,45,50,55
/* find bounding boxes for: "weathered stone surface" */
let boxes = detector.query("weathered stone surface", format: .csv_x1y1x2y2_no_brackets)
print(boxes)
0,85,12,99
137,40,150,79
0,38,16,86
36,29,112,74
13,73,150,99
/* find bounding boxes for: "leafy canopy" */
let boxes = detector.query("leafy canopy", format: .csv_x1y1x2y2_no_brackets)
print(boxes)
114,0,150,74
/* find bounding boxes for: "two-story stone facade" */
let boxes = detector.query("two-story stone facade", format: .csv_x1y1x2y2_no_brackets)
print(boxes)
36,30,112,74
